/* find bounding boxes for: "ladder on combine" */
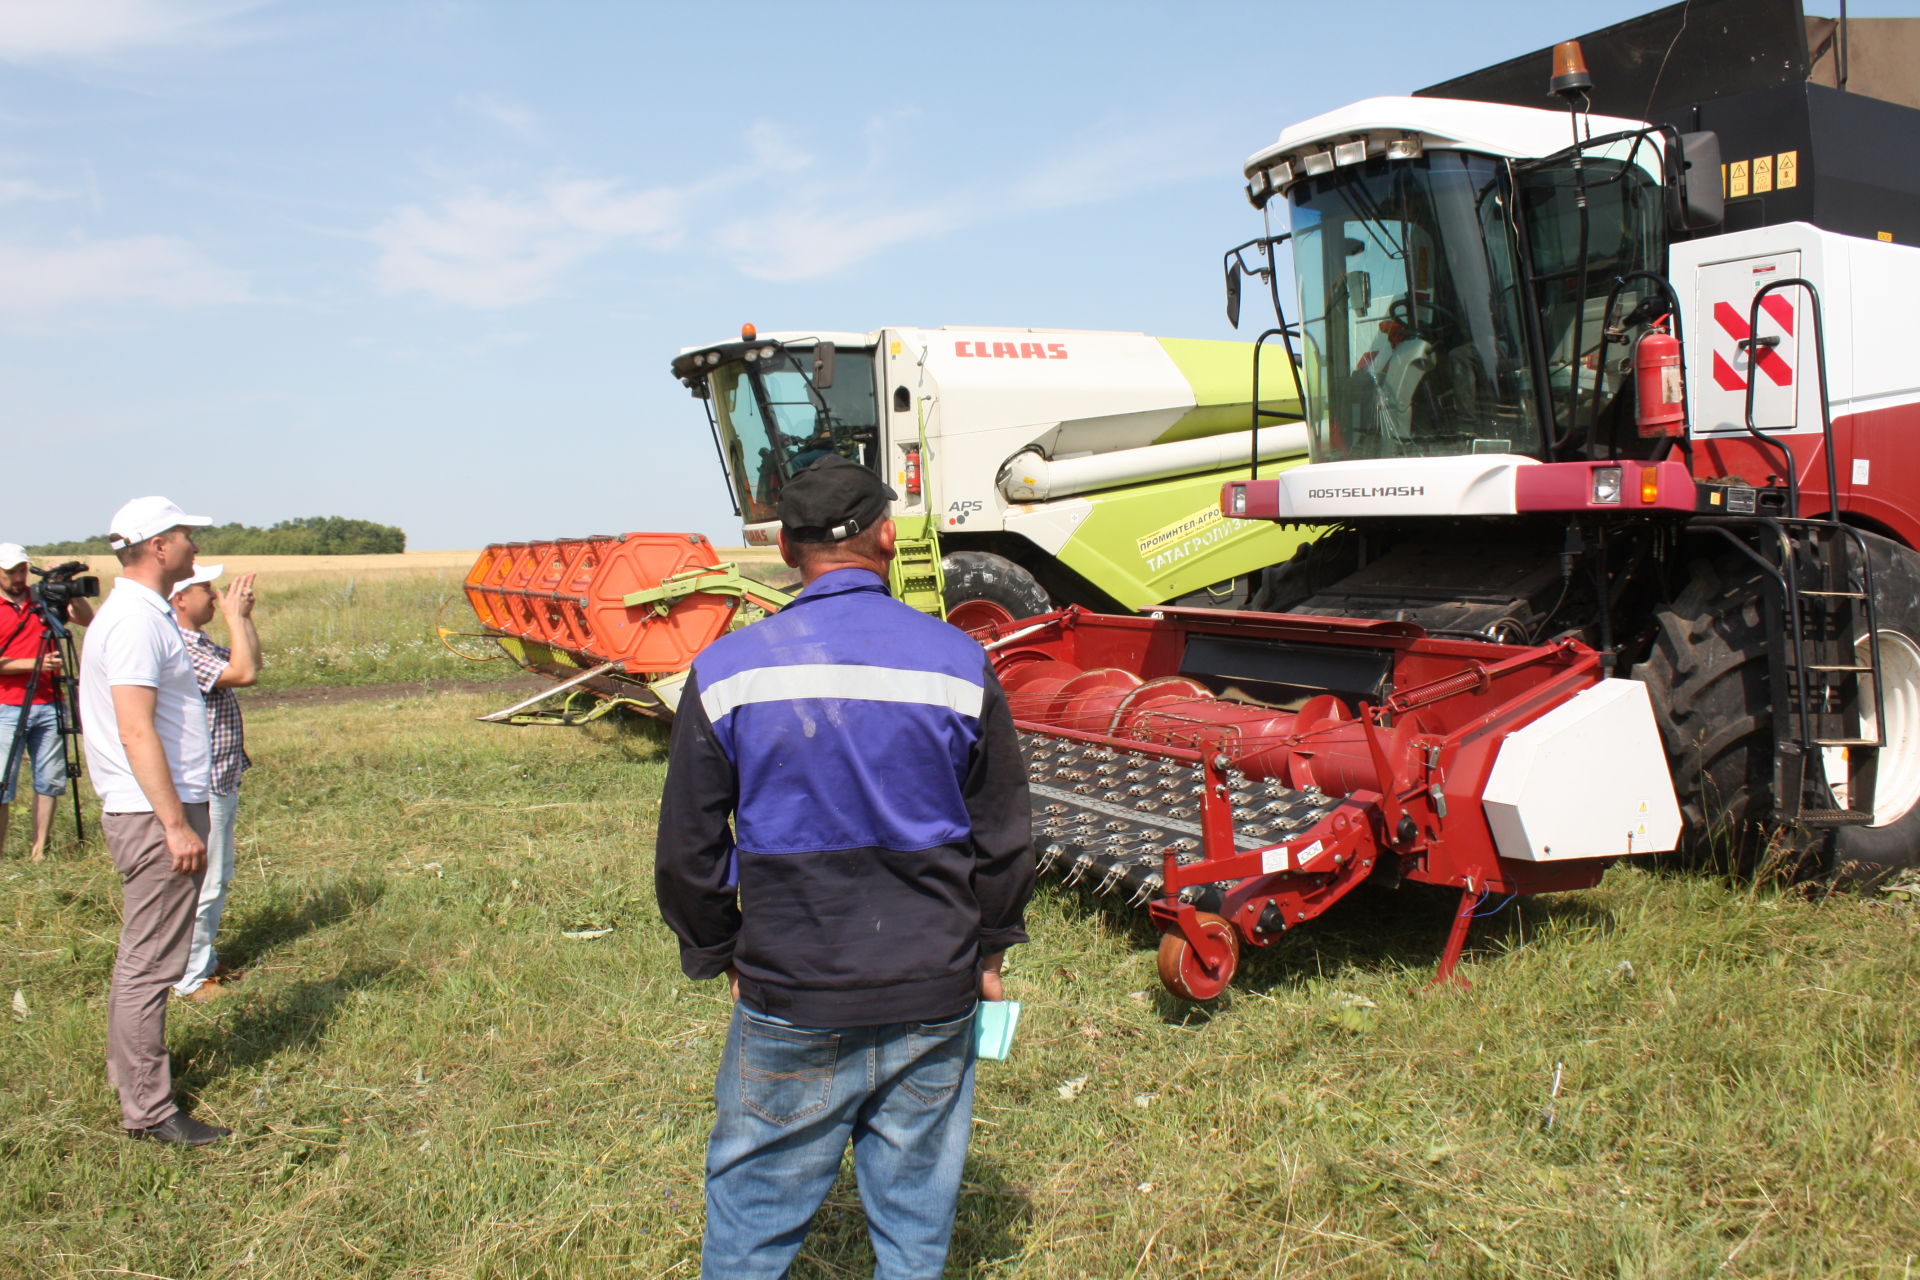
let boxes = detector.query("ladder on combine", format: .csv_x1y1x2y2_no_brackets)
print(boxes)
1704,517,1887,827
1709,279,1886,829
1782,522,1883,826
887,529,947,617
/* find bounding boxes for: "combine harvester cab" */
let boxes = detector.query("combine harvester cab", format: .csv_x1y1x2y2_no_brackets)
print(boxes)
983,605,1679,997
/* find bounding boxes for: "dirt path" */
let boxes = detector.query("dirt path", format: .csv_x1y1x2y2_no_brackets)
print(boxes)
247,674,549,710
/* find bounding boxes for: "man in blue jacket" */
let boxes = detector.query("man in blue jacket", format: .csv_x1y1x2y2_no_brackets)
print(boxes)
656,455,1034,1280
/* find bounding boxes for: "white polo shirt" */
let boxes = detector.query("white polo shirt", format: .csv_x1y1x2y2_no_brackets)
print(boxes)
80,578,212,812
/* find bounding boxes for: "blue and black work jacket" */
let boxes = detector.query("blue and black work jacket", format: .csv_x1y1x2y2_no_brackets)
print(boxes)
655,567,1034,1027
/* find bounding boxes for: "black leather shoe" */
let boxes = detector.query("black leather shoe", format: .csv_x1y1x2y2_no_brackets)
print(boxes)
128,1112,231,1147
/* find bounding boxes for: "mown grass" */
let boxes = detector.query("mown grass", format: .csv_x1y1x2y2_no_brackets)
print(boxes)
4,689,1919,1277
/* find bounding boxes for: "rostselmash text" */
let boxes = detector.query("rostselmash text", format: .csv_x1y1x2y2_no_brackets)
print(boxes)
1304,486,1427,500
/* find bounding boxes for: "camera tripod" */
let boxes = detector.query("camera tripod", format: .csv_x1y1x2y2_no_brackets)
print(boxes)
1,600,86,845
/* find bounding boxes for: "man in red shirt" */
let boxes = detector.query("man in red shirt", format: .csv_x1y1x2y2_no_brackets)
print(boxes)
1,542,95,861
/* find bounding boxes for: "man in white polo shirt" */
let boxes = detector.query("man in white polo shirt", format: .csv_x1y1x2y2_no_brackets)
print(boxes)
80,495,227,1146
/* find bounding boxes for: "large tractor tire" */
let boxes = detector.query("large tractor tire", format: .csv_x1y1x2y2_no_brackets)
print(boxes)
1632,555,1778,869
1827,532,1920,886
1633,533,1920,884
942,550,1052,636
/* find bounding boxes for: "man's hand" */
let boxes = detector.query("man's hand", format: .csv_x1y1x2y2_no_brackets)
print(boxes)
211,572,263,687
980,950,1007,1002
726,967,741,1001
111,683,202,874
219,572,258,620
165,822,207,875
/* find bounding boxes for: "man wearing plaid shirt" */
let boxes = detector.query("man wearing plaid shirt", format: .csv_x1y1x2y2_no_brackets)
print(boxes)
168,564,260,1001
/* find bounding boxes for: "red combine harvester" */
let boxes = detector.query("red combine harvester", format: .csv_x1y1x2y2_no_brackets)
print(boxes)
967,0,1920,997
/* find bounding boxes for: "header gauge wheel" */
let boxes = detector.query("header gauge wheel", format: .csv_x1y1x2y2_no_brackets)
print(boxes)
1156,913,1240,1001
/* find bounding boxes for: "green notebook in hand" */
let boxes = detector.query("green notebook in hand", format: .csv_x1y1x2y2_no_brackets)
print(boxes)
975,1000,1021,1061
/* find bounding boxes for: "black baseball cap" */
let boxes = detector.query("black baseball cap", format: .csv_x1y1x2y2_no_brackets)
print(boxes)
779,455,897,543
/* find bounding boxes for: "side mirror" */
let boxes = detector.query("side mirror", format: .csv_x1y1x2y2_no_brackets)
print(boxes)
1347,270,1372,314
1226,260,1243,329
1671,131,1724,231
812,342,836,390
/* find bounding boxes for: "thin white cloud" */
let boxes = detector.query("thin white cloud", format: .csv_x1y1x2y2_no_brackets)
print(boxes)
1003,124,1222,213
710,119,1221,282
0,0,267,62
371,193,591,309
0,234,248,322
370,177,705,308
457,92,541,143
713,202,966,284
371,112,1226,300
547,179,685,239
0,176,67,203
744,120,815,175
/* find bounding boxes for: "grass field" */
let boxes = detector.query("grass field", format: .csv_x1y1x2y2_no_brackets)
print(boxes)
3,562,1919,1277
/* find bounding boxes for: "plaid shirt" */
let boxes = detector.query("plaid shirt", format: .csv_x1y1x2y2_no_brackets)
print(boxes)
180,627,250,795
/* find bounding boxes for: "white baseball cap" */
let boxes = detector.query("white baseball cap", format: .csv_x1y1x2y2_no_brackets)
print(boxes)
0,543,26,571
108,496,213,551
170,563,225,597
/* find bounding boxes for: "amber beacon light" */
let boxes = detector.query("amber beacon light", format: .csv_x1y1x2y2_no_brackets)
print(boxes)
1550,39,1593,98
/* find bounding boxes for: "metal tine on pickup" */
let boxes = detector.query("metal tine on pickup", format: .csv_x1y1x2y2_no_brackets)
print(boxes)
1127,872,1164,907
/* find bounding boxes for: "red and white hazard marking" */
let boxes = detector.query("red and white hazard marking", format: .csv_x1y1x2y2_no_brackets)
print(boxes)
1711,295,1795,391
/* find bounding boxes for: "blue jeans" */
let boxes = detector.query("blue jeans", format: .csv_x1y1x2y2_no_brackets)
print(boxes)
0,703,67,803
174,789,239,995
703,1001,978,1280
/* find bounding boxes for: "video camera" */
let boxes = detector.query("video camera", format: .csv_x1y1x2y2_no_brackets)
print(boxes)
29,561,100,623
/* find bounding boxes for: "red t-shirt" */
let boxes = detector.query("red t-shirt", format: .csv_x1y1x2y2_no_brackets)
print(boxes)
0,594,57,707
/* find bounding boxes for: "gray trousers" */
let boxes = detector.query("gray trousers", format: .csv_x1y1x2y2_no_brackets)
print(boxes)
103,804,210,1130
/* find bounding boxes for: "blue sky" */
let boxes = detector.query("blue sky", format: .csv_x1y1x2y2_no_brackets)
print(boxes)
3,0,1894,549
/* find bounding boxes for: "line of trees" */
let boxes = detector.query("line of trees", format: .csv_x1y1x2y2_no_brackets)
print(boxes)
31,516,407,557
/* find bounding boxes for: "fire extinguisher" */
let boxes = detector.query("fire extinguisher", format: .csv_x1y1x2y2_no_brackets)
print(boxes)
904,445,923,497
1634,319,1686,438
